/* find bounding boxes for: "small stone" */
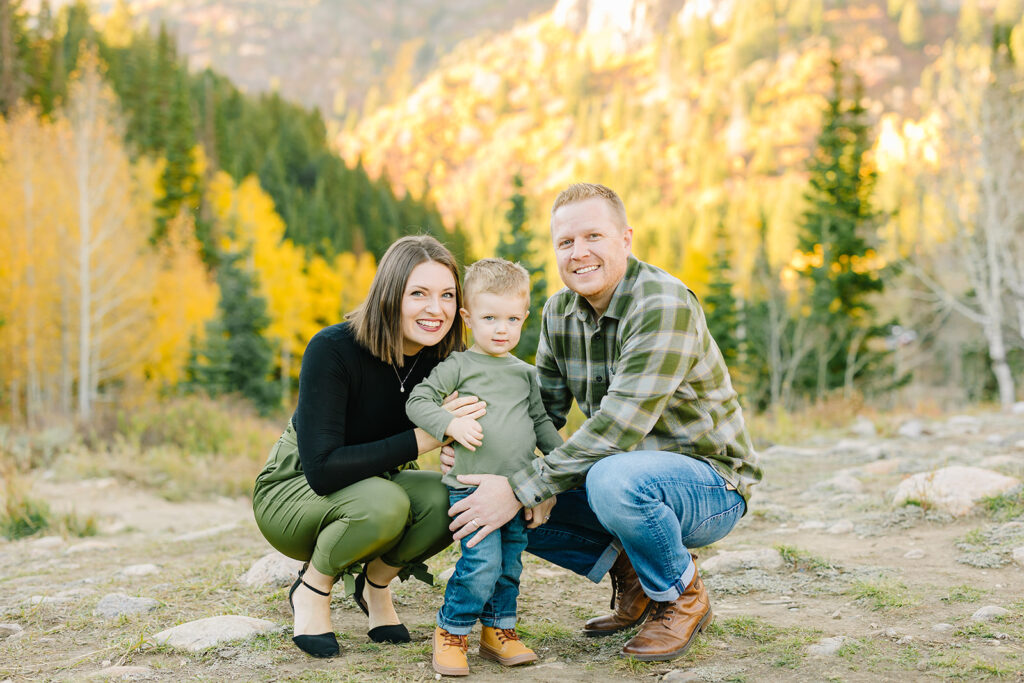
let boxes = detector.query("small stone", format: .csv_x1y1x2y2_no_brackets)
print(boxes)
1012,547,1024,566
437,566,456,583
972,606,1010,622
1012,402,1024,415
67,540,116,554
827,520,854,535
101,660,111,667
807,635,847,656
121,564,160,577
535,567,568,578
0,624,23,640
151,615,278,652
172,524,237,543
88,666,154,680
884,627,899,638
831,609,842,619
661,670,701,682
701,548,784,574
29,536,64,549
94,593,160,619
897,420,925,438
903,549,925,559
850,417,877,438
238,553,304,588
897,635,914,644
798,520,827,530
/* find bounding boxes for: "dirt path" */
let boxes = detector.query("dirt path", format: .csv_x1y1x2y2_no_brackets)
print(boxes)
2,411,1023,681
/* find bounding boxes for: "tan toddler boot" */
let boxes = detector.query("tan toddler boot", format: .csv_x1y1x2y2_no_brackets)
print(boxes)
432,626,469,676
479,626,538,666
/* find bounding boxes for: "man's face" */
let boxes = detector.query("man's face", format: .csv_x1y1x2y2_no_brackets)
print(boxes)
551,197,632,316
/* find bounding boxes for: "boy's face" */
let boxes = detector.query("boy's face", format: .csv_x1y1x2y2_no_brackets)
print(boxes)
461,292,529,357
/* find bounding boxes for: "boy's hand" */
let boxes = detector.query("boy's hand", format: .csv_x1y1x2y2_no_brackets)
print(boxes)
525,495,557,529
446,416,483,451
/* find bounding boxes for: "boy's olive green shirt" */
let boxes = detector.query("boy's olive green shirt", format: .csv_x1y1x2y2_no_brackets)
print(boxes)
406,350,563,489
508,256,762,508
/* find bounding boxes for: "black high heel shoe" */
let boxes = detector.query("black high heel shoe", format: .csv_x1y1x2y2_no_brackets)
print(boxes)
353,570,411,643
288,563,341,658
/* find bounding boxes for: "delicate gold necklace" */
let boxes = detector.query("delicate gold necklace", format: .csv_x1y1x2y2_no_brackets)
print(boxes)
392,354,420,393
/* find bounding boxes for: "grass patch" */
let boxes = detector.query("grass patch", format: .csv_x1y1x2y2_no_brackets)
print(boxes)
943,584,987,604
849,578,918,611
517,620,577,647
979,488,1024,522
775,544,839,573
0,465,52,539
720,615,784,644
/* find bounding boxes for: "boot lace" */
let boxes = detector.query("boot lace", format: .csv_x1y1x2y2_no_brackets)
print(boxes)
495,628,521,644
648,601,674,625
441,630,468,650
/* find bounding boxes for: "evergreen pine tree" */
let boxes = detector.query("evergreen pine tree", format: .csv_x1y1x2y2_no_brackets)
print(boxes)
704,220,740,369
495,174,547,362
795,60,887,399
154,66,198,242
189,253,278,413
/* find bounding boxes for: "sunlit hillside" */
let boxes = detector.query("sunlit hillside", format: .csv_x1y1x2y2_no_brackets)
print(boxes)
336,0,988,293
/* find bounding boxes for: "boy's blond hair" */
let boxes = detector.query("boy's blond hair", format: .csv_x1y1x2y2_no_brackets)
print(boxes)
551,182,628,229
463,258,530,303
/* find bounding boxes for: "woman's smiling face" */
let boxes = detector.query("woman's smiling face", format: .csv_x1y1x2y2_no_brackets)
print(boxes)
400,260,459,355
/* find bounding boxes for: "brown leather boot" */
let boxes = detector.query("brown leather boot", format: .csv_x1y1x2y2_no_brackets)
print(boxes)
619,567,712,661
583,552,653,637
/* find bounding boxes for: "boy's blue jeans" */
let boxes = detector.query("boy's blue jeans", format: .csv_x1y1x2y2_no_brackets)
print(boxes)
526,451,746,602
437,487,527,635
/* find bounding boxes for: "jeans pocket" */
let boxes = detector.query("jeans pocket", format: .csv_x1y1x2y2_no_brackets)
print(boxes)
681,496,745,549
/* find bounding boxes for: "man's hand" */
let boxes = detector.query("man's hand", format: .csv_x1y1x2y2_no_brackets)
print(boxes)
439,445,455,474
446,416,483,451
448,474,522,547
524,495,557,529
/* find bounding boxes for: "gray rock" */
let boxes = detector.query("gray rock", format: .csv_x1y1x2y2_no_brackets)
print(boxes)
437,566,456,583
971,606,1010,622
932,623,954,632
1013,547,1024,566
120,564,160,578
807,635,847,656
827,520,854,535
238,552,304,588
819,474,864,495
0,623,23,639
172,523,237,543
94,593,159,619
947,415,982,434
850,417,877,438
892,466,1020,517
903,549,925,559
662,670,701,682
88,665,154,680
29,536,64,550
151,615,278,652
67,541,116,554
798,520,827,530
897,420,925,438
1013,402,1024,415
701,548,783,574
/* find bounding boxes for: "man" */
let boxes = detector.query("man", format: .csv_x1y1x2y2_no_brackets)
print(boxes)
446,182,762,661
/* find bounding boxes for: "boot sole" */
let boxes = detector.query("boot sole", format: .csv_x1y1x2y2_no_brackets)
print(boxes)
621,609,713,662
479,644,538,666
431,651,469,677
582,601,656,638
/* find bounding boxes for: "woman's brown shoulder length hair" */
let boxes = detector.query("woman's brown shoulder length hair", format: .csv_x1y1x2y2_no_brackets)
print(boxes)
346,235,465,367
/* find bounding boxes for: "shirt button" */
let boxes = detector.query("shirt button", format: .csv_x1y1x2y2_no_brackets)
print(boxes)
534,496,542,503
596,376,604,382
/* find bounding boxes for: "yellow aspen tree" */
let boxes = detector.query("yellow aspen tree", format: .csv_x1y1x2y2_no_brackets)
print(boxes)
59,49,155,421
0,105,65,425
144,211,219,387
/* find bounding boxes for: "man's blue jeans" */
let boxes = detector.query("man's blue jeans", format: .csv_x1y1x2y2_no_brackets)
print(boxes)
437,487,527,634
526,452,745,601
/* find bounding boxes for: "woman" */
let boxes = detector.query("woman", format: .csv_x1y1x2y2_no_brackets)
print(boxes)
252,235,483,658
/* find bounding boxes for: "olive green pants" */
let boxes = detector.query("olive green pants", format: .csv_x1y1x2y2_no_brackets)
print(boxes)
253,467,453,580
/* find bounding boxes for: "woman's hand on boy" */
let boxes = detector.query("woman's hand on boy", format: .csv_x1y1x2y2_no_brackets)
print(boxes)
525,495,557,529
439,446,455,474
441,391,487,420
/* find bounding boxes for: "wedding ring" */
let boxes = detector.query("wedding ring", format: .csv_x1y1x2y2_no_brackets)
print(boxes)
470,518,480,528
544,515,551,521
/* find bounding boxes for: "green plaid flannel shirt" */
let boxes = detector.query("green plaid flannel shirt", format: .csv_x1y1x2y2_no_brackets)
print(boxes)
508,256,762,508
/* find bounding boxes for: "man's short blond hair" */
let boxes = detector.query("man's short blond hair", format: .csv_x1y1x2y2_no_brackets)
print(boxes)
551,182,628,228
464,258,530,303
